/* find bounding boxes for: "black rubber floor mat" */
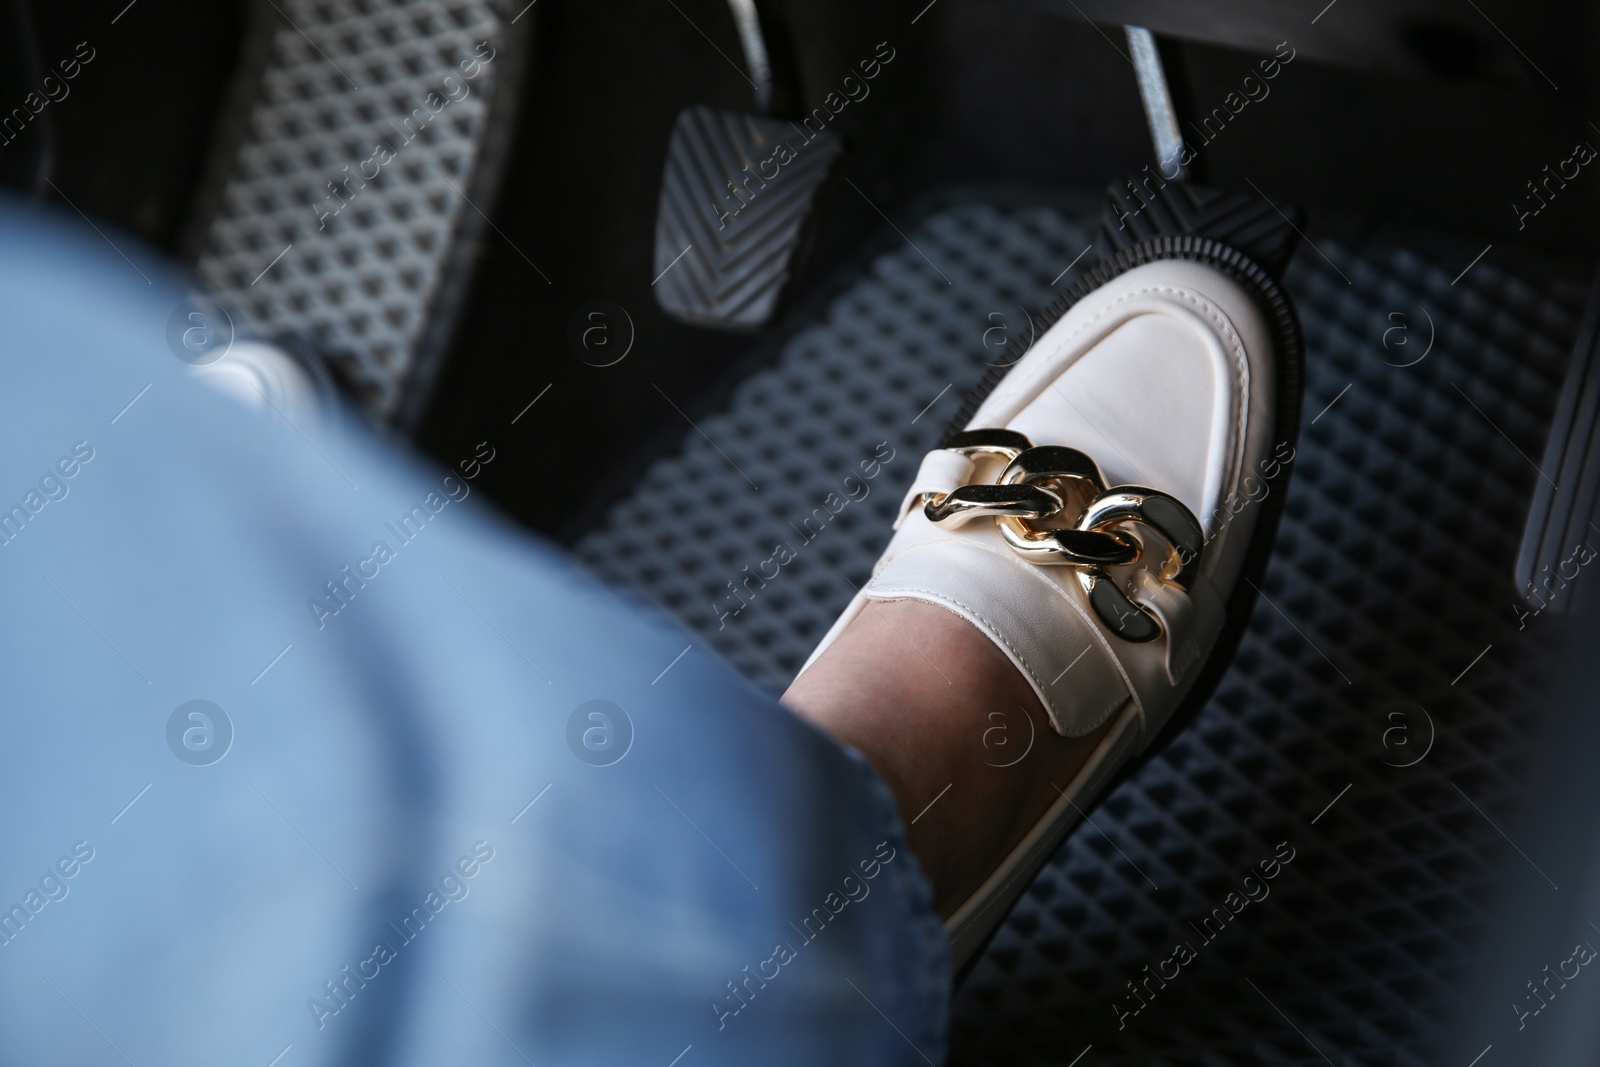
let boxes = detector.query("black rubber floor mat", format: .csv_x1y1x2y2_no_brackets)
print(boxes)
577,193,1103,690
949,238,1584,1066
575,192,1588,1065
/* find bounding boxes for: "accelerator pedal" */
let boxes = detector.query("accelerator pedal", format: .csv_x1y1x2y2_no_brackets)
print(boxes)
1112,27,1303,281
1100,177,1305,281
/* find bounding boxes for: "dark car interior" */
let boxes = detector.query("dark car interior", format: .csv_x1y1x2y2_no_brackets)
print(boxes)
16,0,1600,1062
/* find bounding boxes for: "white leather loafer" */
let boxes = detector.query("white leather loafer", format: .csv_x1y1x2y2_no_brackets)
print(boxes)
796,236,1304,976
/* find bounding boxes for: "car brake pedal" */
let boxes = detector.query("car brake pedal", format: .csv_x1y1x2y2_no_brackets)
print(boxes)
652,0,842,330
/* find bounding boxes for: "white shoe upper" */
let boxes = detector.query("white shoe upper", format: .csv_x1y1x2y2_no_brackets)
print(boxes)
190,340,325,427
798,257,1286,749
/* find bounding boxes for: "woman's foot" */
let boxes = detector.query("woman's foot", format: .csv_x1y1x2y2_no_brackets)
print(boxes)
783,599,1115,916
782,247,1300,971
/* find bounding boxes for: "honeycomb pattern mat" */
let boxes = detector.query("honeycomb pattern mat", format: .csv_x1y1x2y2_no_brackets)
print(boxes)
576,196,1587,1065
578,198,1105,684
190,0,520,420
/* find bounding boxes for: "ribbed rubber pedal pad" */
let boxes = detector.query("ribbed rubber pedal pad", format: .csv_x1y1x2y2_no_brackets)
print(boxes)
1100,176,1304,280
652,106,842,330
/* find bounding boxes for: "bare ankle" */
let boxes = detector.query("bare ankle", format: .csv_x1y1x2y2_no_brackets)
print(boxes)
783,600,1110,914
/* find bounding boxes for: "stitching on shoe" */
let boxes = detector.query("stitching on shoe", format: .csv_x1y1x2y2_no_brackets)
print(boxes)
980,282,1253,519
866,581,1128,737
875,278,1256,744
873,535,1149,736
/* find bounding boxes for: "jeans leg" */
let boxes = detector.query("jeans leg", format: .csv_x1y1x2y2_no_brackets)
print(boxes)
0,198,949,1067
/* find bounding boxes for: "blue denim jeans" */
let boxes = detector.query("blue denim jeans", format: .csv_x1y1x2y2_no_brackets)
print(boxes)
0,199,948,1066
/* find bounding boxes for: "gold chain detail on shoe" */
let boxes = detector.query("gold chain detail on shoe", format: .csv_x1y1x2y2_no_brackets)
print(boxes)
919,429,1204,643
